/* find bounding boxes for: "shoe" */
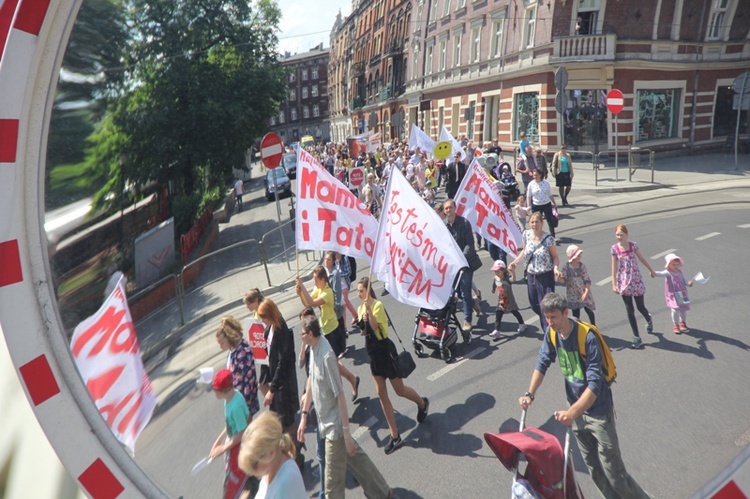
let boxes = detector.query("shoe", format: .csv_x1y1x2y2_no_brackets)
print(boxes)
630,337,643,349
476,289,482,301
473,301,481,315
518,324,527,333
462,321,472,332
673,324,681,334
417,397,430,423
646,319,654,334
352,376,360,402
489,329,501,339
384,434,403,455
382,288,390,296
679,321,689,333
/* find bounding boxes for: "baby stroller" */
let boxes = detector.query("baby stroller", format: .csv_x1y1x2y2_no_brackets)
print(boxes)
499,175,520,209
411,271,471,362
484,410,582,499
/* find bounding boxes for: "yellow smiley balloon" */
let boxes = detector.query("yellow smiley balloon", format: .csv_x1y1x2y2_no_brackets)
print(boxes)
434,140,452,160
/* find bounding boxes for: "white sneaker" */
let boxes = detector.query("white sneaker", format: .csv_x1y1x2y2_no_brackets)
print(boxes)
518,324,527,333
489,330,501,339
462,321,472,332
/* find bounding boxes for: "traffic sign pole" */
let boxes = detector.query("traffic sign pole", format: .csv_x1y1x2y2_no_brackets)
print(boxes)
606,89,625,182
734,72,750,168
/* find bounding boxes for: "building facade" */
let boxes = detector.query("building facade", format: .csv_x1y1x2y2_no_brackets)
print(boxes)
271,45,331,144
330,0,749,154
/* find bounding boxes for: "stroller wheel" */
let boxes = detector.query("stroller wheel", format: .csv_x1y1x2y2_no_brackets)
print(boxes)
462,330,472,345
414,343,425,358
440,347,452,363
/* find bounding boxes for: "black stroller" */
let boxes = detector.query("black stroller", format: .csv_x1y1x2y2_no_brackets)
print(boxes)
411,271,471,362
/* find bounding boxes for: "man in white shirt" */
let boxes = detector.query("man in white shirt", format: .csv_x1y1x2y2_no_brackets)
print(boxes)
234,177,244,212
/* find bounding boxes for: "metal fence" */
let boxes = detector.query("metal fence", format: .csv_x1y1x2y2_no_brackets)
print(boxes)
595,146,655,184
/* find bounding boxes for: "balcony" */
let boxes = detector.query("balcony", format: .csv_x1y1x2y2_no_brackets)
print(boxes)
552,33,616,62
384,40,404,57
350,97,364,110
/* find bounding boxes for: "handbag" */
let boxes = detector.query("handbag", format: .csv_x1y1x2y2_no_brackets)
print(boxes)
384,307,416,379
467,251,483,271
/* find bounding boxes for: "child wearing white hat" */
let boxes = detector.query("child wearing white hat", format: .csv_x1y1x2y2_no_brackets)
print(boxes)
559,244,596,325
489,260,526,339
654,253,694,333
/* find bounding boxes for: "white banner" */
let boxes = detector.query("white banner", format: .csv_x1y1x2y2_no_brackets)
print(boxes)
70,278,156,454
368,132,382,153
454,160,523,257
296,148,379,259
408,123,436,155
439,125,467,162
371,168,468,309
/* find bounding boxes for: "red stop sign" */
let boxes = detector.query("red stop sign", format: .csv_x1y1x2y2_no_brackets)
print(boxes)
606,89,624,115
349,167,365,187
260,132,284,169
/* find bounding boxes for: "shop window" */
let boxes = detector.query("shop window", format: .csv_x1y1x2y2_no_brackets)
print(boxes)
636,89,681,141
713,85,748,136
562,90,608,151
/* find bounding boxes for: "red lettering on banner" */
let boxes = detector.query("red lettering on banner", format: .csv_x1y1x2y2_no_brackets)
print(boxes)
465,173,510,225
99,388,145,438
86,365,126,400
299,207,375,256
300,163,370,216
71,306,137,358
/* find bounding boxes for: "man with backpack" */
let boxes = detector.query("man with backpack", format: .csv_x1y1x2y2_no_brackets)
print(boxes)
519,293,651,499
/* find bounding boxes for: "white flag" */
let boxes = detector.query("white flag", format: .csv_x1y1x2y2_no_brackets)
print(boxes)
408,123,436,155
454,159,523,257
70,277,157,454
296,148,379,259
439,125,467,162
371,168,468,309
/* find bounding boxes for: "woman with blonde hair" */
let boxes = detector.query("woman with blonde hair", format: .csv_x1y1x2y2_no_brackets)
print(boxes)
239,411,306,498
215,316,260,418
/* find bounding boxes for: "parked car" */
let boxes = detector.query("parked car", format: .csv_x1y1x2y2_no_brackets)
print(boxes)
282,153,297,178
264,167,292,201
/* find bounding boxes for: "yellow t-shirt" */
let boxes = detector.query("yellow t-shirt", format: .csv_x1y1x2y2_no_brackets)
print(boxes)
357,300,388,340
312,286,338,335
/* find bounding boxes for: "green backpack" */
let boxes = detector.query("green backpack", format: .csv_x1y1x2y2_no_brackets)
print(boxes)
550,321,617,385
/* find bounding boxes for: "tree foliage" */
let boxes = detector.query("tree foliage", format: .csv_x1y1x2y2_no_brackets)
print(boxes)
99,0,286,218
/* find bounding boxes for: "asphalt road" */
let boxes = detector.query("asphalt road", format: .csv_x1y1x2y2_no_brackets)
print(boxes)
134,183,750,498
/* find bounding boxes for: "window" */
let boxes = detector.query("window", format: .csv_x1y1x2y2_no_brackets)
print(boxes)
313,104,320,117
427,45,434,74
291,108,297,120
713,85,748,136
636,89,681,141
279,111,285,124
302,69,308,80
491,20,503,58
514,91,539,142
470,27,481,63
442,0,451,17
707,0,730,40
290,73,296,82
430,0,438,22
439,39,447,70
312,67,319,79
453,33,462,67
524,4,537,48
302,87,308,99
289,89,296,101
562,89,608,149
303,106,310,119
312,85,319,97
466,101,475,140
457,0,466,8
270,116,276,126
417,4,424,29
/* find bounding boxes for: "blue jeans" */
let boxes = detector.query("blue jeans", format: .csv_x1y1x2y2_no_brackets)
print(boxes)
459,268,475,323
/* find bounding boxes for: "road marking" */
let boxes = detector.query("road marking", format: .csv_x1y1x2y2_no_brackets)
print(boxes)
525,315,540,324
351,416,378,441
651,249,677,260
427,347,485,381
596,276,612,286
695,232,721,241
739,224,750,229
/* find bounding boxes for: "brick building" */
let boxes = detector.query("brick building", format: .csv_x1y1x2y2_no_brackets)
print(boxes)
330,0,749,154
271,45,331,144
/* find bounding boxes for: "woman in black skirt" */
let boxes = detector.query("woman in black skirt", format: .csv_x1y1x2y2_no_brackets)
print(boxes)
355,277,429,455
551,145,574,206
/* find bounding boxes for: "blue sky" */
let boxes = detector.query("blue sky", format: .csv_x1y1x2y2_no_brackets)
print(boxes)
276,0,351,55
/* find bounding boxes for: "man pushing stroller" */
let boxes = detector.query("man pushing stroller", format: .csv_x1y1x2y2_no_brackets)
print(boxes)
519,293,652,499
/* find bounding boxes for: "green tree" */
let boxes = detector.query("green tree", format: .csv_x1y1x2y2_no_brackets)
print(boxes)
95,0,286,231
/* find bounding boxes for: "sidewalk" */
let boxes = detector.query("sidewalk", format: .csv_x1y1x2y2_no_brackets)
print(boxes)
137,151,750,366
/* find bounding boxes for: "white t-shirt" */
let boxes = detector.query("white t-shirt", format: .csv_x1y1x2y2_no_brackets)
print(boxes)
255,458,307,499
234,179,244,195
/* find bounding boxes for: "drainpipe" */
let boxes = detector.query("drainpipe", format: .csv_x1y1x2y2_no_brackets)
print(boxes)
419,0,433,130
689,0,709,151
